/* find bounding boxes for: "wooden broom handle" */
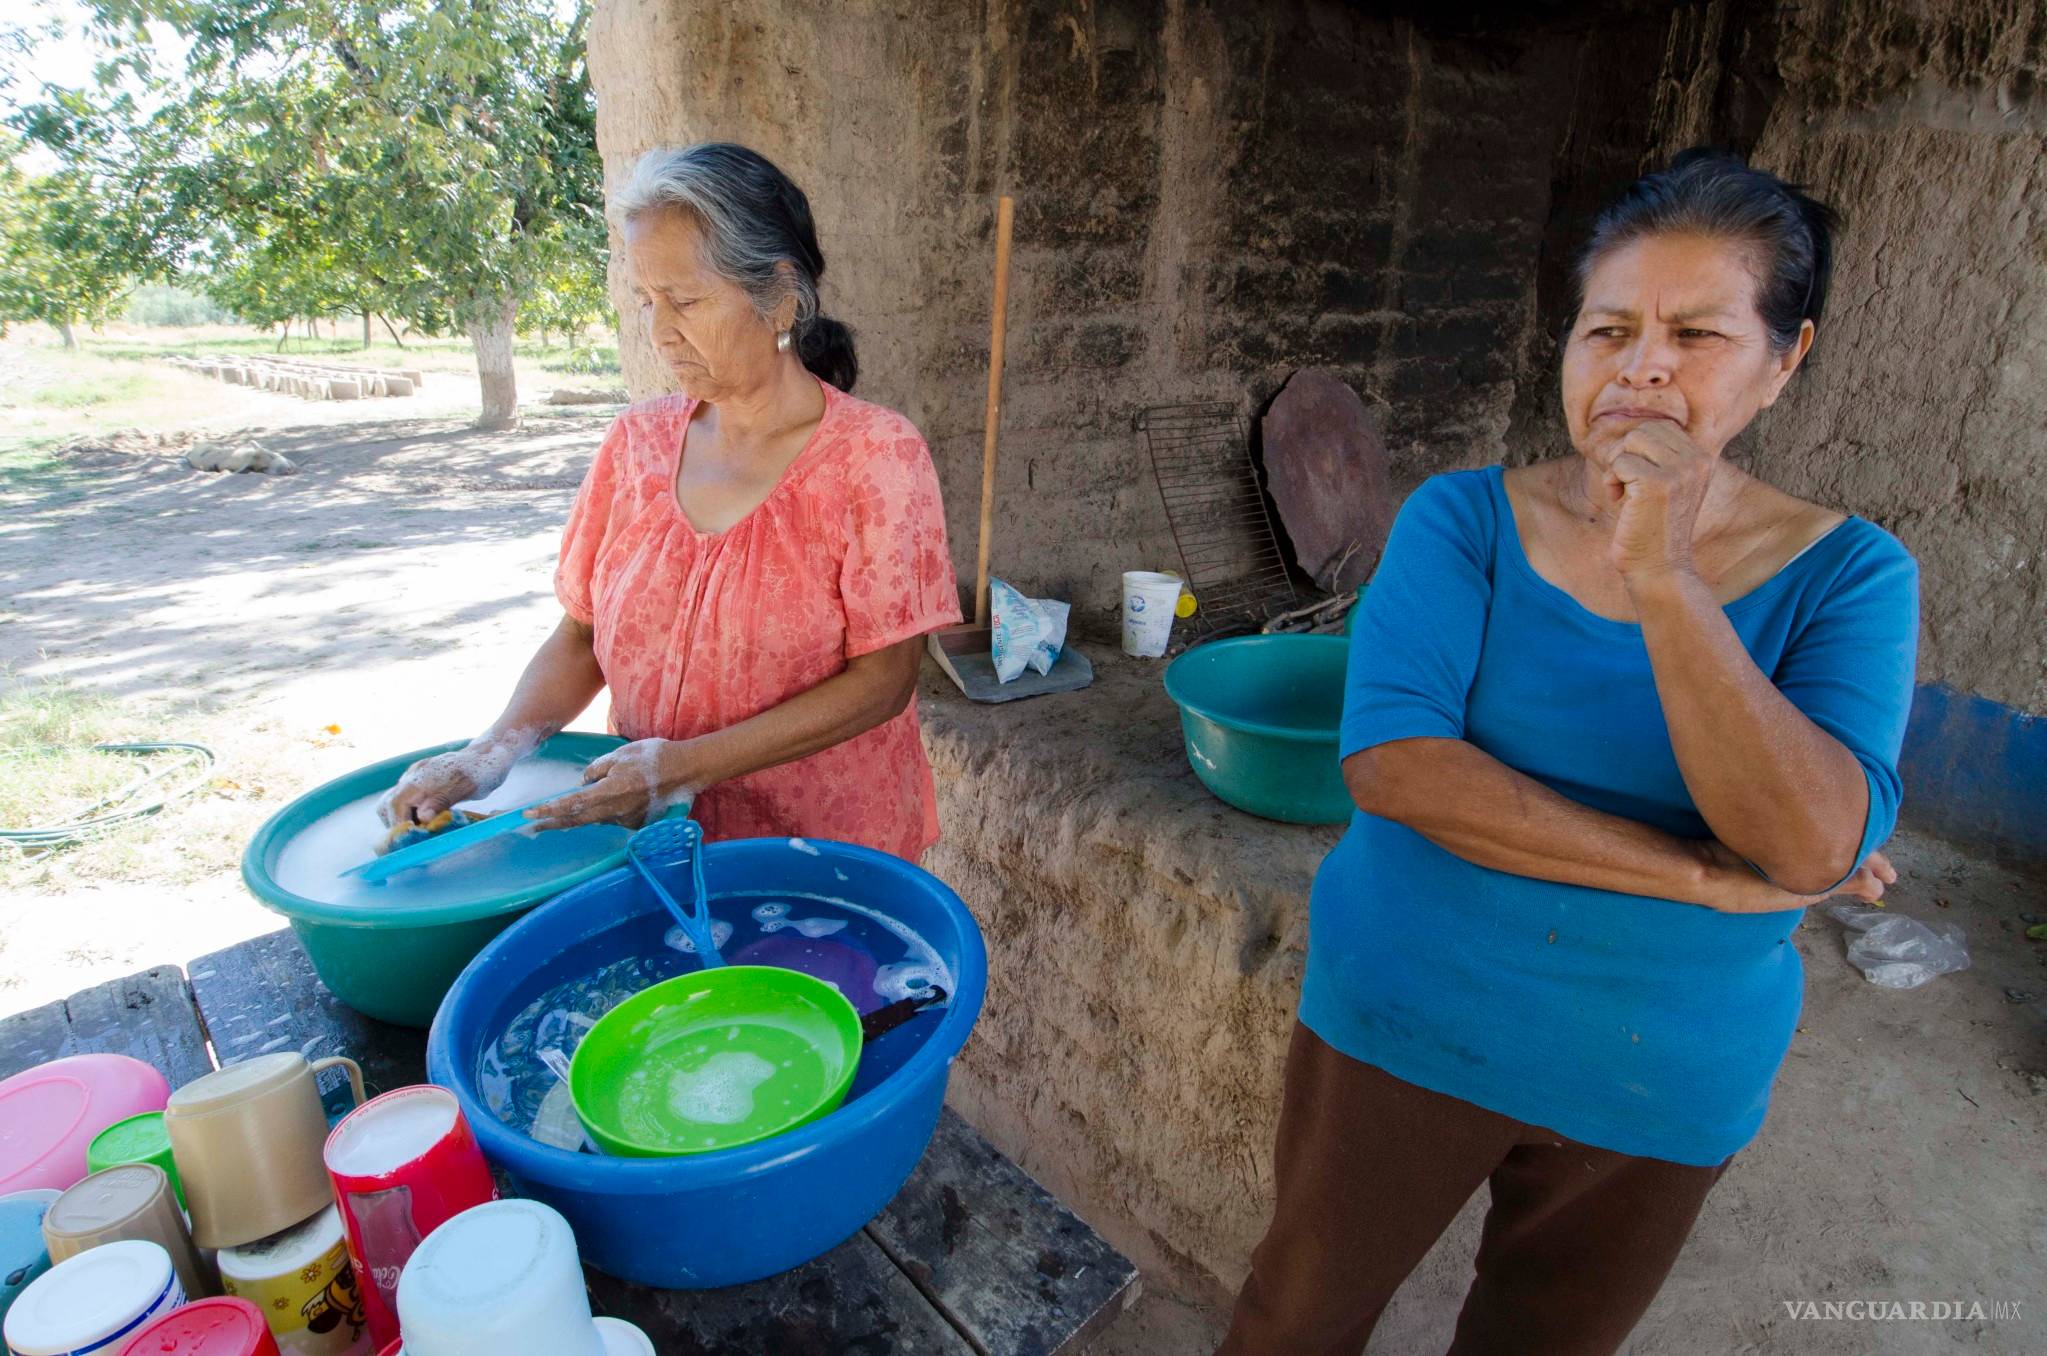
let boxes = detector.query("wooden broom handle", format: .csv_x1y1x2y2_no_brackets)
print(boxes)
973,195,1014,627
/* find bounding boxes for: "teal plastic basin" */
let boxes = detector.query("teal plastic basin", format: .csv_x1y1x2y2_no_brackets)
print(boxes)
241,733,629,1028
1163,635,1352,825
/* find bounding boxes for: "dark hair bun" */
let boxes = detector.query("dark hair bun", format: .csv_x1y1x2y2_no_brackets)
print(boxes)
798,314,858,393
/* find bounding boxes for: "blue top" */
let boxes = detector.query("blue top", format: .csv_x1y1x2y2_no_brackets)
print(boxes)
1300,466,1920,1165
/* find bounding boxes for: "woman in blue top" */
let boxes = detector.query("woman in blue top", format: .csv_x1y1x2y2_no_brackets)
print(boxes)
1220,151,1919,1356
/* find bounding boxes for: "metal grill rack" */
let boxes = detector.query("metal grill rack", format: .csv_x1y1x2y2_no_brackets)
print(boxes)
1137,402,1299,634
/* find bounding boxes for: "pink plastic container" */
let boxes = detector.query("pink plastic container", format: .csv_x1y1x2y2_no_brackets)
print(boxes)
0,1056,171,1195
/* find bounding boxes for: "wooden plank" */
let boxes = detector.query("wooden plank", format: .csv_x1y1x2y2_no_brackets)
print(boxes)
865,1108,1141,1355
587,1230,977,1356
0,966,212,1089
188,930,426,1112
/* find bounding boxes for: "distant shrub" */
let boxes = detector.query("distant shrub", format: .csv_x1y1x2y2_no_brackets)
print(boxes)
125,285,238,328
543,344,620,375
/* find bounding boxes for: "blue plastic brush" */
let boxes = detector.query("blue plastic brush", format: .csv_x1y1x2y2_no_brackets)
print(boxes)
627,815,724,968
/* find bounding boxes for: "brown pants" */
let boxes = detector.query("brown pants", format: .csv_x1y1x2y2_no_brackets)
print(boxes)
1218,1024,1728,1356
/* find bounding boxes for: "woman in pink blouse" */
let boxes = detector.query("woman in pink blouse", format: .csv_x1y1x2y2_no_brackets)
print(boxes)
385,143,961,860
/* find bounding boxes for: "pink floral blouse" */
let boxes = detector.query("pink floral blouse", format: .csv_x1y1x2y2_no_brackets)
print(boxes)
554,379,962,860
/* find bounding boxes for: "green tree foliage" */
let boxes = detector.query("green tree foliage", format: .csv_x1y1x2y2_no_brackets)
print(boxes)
183,0,604,426
522,204,611,346
5,35,212,338
123,283,236,327
0,140,141,346
15,0,605,426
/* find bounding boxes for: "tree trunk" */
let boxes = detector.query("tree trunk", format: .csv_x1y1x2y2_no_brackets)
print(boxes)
58,318,78,350
468,296,519,431
276,320,290,352
379,314,408,349
363,311,372,349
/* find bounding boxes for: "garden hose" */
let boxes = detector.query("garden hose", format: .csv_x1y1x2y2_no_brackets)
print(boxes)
0,740,217,852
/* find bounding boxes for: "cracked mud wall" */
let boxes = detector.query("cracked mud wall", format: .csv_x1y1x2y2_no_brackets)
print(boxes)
589,0,2045,1296
589,0,2044,715
1730,2,2045,715
586,0,1685,626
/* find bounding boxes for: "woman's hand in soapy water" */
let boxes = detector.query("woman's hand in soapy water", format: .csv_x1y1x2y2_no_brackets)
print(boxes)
381,736,532,828
522,738,698,832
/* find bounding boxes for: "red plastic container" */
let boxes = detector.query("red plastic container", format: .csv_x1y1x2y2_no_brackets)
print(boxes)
322,1086,495,1349
117,1297,281,1355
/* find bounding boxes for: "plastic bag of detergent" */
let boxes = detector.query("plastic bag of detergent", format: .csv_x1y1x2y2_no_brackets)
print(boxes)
990,577,1070,683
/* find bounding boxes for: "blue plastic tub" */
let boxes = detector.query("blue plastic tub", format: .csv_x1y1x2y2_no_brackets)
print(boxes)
425,837,986,1289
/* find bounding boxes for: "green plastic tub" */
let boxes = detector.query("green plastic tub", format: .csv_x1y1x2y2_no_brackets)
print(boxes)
1162,634,1353,825
241,733,630,1028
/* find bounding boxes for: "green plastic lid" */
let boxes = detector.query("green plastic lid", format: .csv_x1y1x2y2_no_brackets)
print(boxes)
570,966,863,1158
86,1111,184,1207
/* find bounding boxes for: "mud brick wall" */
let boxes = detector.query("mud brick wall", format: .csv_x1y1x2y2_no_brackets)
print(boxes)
589,0,2047,1295
590,0,2045,717
587,0,1684,623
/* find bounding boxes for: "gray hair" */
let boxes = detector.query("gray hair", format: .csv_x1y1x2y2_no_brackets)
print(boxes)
611,142,858,389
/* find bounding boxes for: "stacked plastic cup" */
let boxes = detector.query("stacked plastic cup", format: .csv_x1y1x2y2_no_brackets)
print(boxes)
42,1163,215,1304
392,1200,653,1356
3,1239,185,1356
115,1296,281,1355
322,1087,496,1349
0,1191,59,1329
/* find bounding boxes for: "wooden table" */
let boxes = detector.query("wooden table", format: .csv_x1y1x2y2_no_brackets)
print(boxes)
0,932,1140,1354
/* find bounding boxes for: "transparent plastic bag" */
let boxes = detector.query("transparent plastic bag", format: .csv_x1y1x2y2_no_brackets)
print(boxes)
989,577,1069,682
1827,904,1970,990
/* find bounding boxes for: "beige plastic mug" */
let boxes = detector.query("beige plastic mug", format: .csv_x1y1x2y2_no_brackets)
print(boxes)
166,1052,366,1249
41,1161,216,1303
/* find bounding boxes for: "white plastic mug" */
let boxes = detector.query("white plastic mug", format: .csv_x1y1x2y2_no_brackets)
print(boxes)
1121,571,1184,658
393,1200,651,1356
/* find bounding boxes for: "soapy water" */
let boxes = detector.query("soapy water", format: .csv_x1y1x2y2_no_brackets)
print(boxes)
749,901,847,939
663,920,736,955
272,756,631,908
477,891,952,1149
605,1017,843,1150
327,1088,457,1176
671,1052,778,1125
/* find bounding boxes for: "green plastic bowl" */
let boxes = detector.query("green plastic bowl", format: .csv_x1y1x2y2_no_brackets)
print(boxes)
570,966,864,1158
1163,634,1353,825
240,733,629,1028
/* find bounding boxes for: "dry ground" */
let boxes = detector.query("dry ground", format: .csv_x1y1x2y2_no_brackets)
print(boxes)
2,325,2040,1355
0,323,621,1003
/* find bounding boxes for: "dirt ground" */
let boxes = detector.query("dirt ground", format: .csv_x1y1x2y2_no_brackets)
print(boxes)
2,329,2042,1354
1075,824,2047,1354
922,654,2047,1355
0,326,622,1004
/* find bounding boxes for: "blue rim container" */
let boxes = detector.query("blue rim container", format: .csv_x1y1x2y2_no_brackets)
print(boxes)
426,837,987,1289
1163,633,1352,825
